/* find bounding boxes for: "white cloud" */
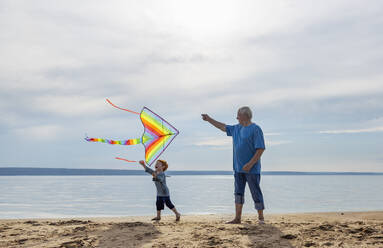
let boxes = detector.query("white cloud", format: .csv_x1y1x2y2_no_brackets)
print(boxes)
319,126,383,134
266,140,292,146
2,0,382,118
1,0,383,171
31,96,111,117
264,132,281,136
211,77,383,108
193,137,231,147
12,125,64,140
193,137,291,147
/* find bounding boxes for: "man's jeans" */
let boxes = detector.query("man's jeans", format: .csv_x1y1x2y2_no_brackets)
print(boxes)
234,172,265,210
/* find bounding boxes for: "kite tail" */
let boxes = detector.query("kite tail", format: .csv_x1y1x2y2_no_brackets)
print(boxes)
115,157,137,163
106,99,140,115
85,137,141,145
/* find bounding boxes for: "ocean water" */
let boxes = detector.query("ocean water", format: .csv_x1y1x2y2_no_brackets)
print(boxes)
0,175,382,219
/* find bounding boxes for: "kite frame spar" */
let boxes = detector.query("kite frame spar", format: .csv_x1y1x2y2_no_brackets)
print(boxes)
88,99,179,166
138,106,179,166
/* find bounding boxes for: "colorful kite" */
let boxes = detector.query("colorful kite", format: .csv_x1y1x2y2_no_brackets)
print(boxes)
85,99,179,166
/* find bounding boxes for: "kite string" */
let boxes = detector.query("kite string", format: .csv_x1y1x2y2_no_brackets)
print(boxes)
106,99,140,115
115,157,137,163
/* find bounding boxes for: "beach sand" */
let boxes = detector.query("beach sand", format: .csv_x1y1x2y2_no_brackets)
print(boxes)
1,211,383,247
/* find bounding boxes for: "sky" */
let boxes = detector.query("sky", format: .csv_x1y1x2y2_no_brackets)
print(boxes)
1,0,383,172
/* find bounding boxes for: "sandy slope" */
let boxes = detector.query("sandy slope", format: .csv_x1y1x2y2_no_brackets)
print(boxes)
1,212,383,247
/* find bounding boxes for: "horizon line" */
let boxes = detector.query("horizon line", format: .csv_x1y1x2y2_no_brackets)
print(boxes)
0,167,383,175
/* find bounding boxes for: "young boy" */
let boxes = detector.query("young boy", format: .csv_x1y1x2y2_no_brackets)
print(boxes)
139,159,181,221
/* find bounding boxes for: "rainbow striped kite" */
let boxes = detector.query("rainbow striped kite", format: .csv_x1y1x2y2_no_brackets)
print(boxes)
85,99,179,166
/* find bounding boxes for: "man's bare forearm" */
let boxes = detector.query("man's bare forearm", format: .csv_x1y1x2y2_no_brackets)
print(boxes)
242,148,265,172
202,114,226,132
248,149,265,167
208,118,226,132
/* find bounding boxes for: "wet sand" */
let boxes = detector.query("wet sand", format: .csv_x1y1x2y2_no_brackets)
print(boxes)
1,211,383,247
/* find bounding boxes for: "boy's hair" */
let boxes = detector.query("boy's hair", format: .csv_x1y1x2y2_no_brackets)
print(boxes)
158,160,168,171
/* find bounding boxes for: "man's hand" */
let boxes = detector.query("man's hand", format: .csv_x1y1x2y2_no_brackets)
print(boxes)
201,114,226,132
243,149,264,172
201,114,210,121
242,162,254,172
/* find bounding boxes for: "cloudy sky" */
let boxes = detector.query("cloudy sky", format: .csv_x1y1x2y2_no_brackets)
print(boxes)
1,0,382,172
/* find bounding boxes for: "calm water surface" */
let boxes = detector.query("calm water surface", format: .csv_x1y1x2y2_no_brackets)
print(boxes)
0,175,382,219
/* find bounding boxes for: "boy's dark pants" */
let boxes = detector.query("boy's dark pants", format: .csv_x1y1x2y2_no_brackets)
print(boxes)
156,196,175,210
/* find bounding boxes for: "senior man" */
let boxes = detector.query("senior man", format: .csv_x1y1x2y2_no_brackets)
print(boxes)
202,106,266,224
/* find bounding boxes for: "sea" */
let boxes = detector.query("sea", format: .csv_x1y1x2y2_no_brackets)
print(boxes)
1,173,383,219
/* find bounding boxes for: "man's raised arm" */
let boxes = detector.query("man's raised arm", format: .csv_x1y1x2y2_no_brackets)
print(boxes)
201,114,226,132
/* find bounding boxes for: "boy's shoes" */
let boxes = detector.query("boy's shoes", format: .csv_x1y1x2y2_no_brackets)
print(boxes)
176,213,181,222
258,219,265,225
151,217,161,221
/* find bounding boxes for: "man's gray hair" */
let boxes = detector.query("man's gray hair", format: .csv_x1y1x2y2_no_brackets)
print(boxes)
238,106,252,119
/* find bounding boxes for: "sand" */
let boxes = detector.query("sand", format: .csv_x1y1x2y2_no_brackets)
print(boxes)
1,211,383,247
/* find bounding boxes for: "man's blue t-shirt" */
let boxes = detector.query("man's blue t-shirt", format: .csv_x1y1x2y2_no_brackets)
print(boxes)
226,123,266,174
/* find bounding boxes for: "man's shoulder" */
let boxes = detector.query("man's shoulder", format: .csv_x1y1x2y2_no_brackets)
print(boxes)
251,123,263,131
227,124,241,131
234,124,241,128
229,123,241,127
251,123,264,137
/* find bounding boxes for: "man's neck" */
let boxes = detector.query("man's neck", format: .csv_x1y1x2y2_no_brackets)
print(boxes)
241,121,252,127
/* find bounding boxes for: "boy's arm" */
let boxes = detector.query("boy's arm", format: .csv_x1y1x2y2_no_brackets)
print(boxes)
201,114,226,132
139,160,156,176
155,173,165,183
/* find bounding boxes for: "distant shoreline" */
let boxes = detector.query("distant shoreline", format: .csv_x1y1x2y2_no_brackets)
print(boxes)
1,167,383,176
